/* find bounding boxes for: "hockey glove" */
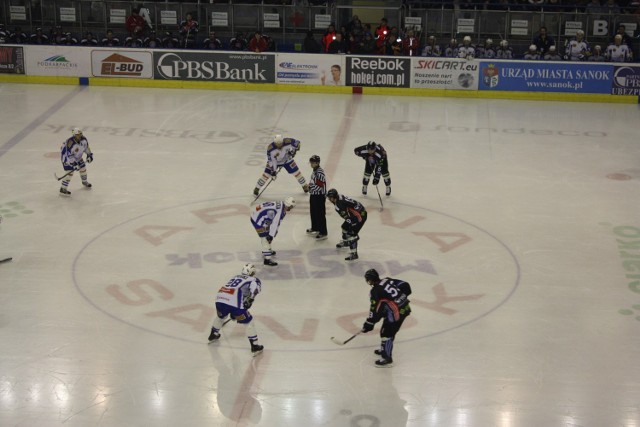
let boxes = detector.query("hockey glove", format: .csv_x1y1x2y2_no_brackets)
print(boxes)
87,153,93,163
270,170,277,180
362,321,375,333
243,297,254,309
266,235,273,243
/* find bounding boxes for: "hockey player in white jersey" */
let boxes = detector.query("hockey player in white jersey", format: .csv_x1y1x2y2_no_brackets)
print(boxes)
59,128,93,196
523,44,541,60
606,35,633,62
250,197,296,266
207,263,264,356
253,134,308,197
457,36,475,60
496,40,513,59
421,36,441,57
565,30,590,61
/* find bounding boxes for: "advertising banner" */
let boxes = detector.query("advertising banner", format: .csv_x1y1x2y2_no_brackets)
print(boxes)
0,45,25,74
478,61,613,94
411,57,478,90
346,56,410,88
153,51,275,83
25,45,89,77
276,53,345,86
91,49,153,78
611,66,640,96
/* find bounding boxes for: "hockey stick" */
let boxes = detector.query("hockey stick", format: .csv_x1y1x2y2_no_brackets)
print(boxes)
330,331,361,346
54,169,75,181
0,257,13,264
252,166,282,204
375,185,384,212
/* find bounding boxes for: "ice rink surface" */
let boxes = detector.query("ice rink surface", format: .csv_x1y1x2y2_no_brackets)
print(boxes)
1,83,640,427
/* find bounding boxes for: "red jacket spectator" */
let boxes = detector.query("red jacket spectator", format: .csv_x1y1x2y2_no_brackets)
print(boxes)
375,18,389,53
248,31,269,52
125,8,146,36
322,25,337,53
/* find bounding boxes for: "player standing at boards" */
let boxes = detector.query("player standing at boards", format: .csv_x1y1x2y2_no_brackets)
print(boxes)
306,155,328,240
360,269,412,367
208,263,264,356
327,188,366,261
354,141,391,196
253,134,308,197
250,197,296,266
59,128,93,196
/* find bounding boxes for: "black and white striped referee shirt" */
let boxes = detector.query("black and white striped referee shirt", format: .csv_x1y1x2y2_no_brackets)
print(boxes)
309,166,327,196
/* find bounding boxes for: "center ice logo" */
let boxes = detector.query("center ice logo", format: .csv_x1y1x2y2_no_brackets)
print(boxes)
73,198,519,350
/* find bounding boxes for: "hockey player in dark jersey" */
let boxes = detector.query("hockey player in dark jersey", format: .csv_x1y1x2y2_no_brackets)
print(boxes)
327,188,366,261
361,269,412,367
354,141,391,196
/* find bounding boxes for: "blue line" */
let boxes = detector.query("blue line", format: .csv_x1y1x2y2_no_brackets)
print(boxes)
0,85,86,158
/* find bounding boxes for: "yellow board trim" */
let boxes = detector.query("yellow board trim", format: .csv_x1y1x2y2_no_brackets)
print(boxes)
0,74,636,104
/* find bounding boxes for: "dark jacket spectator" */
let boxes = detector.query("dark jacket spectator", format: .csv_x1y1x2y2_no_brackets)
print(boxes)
303,31,321,53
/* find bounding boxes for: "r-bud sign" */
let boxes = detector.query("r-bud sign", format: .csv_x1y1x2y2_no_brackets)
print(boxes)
153,51,275,83
346,56,410,88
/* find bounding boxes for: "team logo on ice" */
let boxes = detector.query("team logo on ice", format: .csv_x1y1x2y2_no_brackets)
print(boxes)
483,64,499,88
73,199,520,350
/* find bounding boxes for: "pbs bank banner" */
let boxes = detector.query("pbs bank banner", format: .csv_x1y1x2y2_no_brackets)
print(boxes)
24,45,90,77
611,66,640,95
276,53,345,86
411,57,478,90
346,56,410,88
153,51,275,83
478,61,613,94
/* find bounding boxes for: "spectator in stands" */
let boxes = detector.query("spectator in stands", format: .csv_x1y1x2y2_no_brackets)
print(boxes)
402,29,420,56
162,31,179,49
124,31,143,48
248,31,269,53
63,32,78,46
565,30,590,60
303,31,321,53
523,44,541,60
101,30,120,47
358,31,376,54
588,45,606,61
384,27,401,55
347,15,364,44
375,18,389,54
322,24,336,53
532,26,555,56
544,45,563,60
444,38,459,57
50,26,65,45
585,0,606,16
80,32,98,46
30,27,49,44
604,0,621,13
144,30,162,48
476,38,496,58
606,34,633,61
421,36,442,57
126,7,147,38
9,27,27,44
229,32,248,51
327,32,349,53
202,31,222,50
179,12,199,49
496,39,514,58
612,24,633,49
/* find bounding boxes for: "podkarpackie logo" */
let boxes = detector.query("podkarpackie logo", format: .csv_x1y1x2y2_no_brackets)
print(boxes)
73,198,520,350
38,55,77,68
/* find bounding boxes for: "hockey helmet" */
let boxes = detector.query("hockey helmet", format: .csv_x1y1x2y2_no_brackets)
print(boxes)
274,134,284,146
500,39,508,47
72,127,83,136
242,263,256,276
327,188,339,199
284,196,296,209
463,35,471,43
486,38,493,45
364,269,381,283
529,44,537,51
366,141,377,151
309,155,320,164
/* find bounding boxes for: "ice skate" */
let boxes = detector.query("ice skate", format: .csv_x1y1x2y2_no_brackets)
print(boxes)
59,188,71,196
362,185,367,195
251,343,264,356
315,234,328,241
208,329,221,343
345,253,359,261
263,258,278,266
386,186,391,196
82,181,92,188
375,357,393,367
336,241,348,249
306,228,318,236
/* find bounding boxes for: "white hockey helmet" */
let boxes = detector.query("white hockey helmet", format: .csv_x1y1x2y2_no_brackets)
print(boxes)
529,44,537,51
594,44,602,51
274,134,283,146
284,196,296,209
549,45,556,52
72,127,83,136
463,35,471,43
242,263,256,276
576,30,585,37
486,38,493,45
500,39,508,47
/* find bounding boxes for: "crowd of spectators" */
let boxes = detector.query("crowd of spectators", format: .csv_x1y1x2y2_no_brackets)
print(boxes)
413,0,640,14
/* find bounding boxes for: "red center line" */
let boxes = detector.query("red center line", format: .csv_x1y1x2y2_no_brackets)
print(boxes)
324,94,361,182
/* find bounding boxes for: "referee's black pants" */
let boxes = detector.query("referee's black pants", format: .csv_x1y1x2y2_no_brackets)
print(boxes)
309,194,327,236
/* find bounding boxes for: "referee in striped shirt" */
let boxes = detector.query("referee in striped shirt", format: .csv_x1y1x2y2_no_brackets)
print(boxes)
306,155,328,240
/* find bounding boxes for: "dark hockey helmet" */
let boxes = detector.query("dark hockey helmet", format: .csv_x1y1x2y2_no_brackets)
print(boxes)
309,155,320,163
364,269,380,283
327,188,338,199
366,141,377,151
